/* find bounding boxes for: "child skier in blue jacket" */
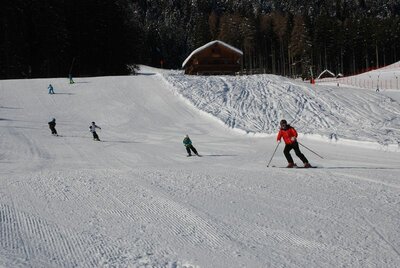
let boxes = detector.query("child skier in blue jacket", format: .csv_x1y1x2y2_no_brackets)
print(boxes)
48,84,54,94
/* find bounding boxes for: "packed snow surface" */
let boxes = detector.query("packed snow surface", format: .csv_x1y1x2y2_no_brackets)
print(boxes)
1,66,400,267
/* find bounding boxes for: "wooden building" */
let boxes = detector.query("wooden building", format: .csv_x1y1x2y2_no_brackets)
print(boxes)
182,40,243,75
317,69,336,79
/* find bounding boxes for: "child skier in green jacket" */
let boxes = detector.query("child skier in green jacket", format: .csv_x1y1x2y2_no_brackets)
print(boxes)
183,134,199,157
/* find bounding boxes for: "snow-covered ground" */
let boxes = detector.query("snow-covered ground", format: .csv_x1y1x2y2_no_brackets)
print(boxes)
0,65,400,267
162,69,400,147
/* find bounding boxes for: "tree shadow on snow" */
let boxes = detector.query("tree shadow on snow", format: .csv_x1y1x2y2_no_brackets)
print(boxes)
137,72,156,76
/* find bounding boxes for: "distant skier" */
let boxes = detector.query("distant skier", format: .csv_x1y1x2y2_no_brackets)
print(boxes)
89,122,101,141
48,118,58,136
277,119,311,168
48,84,55,94
69,74,74,84
183,134,199,157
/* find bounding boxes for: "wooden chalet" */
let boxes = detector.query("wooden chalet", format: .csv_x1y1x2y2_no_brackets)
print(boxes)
317,69,336,79
182,40,243,75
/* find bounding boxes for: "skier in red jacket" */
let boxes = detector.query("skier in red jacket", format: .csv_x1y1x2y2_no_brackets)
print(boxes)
277,119,311,168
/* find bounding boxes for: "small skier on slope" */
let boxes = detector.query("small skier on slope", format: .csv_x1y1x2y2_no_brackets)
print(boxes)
89,122,101,141
48,118,58,136
183,134,199,157
277,119,311,168
48,84,55,94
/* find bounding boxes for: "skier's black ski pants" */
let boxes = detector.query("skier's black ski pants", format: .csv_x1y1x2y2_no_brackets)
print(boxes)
92,132,100,141
283,141,308,164
186,145,198,155
49,126,57,135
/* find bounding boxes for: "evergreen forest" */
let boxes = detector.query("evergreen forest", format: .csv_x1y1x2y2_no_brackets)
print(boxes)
1,0,400,79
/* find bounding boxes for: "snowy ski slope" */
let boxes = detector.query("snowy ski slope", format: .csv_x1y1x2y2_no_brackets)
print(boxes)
0,67,400,267
162,70,400,146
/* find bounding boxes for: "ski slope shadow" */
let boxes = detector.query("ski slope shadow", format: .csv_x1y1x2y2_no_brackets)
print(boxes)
55,136,141,144
0,106,22,109
137,72,156,76
322,166,400,170
52,92,75,95
0,125,42,130
59,135,89,139
101,140,141,144
200,154,238,157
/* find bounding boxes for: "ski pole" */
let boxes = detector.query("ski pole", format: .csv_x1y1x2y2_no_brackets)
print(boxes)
267,141,281,167
298,142,324,159
69,57,76,75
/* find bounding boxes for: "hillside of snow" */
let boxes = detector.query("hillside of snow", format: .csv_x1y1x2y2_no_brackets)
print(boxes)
162,70,400,147
0,67,400,267
317,61,400,92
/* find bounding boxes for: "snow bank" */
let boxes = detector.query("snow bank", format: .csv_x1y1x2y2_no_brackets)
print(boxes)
160,70,400,148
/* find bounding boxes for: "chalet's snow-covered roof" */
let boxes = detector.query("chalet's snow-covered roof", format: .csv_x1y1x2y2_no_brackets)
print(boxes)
317,69,335,79
182,40,243,68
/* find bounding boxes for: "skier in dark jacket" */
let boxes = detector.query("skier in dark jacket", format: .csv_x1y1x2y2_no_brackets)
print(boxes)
277,119,311,168
48,118,58,135
89,122,101,141
48,84,55,94
183,134,199,156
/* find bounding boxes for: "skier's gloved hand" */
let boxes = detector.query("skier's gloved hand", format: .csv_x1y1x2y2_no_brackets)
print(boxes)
291,137,296,141
277,140,281,143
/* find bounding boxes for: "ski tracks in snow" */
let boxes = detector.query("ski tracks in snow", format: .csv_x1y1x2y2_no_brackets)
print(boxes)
0,201,132,267
0,170,203,267
1,169,240,267
162,72,400,144
135,169,393,267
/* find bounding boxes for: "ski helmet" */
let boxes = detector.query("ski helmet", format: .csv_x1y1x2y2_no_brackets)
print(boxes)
280,119,287,126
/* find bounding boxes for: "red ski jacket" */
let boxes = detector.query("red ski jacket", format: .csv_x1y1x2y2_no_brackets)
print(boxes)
277,126,298,145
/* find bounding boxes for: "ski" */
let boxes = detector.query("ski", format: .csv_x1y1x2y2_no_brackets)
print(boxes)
294,166,318,169
271,165,317,169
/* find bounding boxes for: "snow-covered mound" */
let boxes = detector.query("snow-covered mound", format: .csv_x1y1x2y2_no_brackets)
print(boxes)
162,71,400,145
